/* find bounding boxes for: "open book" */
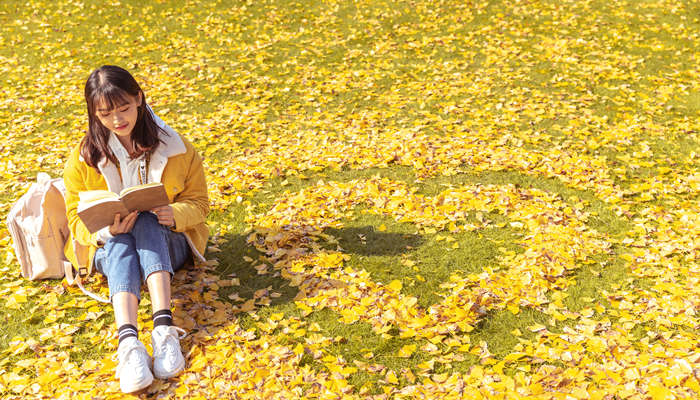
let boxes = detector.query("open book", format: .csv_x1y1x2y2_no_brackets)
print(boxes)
77,183,170,233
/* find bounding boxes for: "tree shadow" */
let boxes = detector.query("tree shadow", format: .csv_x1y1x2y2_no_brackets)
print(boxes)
205,227,424,310
322,226,425,257
211,231,299,307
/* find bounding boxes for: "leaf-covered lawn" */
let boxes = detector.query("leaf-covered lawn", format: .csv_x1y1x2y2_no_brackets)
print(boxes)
0,0,698,398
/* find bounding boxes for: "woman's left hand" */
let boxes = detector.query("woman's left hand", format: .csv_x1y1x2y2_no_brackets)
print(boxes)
151,205,175,228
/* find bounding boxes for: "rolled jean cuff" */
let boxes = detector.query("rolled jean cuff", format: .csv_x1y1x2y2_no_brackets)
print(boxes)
143,263,174,282
110,284,142,302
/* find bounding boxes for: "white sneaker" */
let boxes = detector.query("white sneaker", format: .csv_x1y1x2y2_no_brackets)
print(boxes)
114,337,153,393
151,325,186,379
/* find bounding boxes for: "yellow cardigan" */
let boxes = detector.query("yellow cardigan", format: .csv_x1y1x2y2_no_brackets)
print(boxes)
62,131,209,276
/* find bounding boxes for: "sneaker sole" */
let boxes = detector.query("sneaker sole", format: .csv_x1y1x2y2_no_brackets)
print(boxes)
121,372,153,393
153,358,185,380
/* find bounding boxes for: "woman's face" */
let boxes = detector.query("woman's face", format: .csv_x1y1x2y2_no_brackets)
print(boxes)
95,93,142,138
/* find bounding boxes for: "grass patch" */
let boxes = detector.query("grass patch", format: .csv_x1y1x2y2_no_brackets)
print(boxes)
325,210,523,308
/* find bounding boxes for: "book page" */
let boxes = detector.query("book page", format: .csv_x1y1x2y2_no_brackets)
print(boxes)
119,183,170,212
78,190,119,204
119,182,163,197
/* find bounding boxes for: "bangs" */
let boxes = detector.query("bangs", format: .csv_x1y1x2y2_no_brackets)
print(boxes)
93,84,133,112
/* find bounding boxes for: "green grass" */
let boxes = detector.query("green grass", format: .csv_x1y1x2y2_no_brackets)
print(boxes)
324,211,523,308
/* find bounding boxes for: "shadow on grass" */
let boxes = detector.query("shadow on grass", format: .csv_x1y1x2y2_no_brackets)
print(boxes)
323,226,424,256
213,232,299,306
212,227,424,309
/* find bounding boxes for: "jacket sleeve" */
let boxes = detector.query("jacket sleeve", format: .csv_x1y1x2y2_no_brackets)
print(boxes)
170,145,209,232
63,148,101,247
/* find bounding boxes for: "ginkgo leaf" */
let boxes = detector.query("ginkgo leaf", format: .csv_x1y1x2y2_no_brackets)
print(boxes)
397,344,416,358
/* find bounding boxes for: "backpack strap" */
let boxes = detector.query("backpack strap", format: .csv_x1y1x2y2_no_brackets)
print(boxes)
77,277,110,303
63,259,109,303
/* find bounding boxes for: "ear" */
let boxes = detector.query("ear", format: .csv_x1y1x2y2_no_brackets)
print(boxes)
137,91,143,106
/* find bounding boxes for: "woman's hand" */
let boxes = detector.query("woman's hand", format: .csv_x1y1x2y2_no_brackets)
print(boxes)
108,211,138,235
151,205,175,228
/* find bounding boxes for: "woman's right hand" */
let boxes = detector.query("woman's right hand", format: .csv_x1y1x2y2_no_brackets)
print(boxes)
108,211,139,235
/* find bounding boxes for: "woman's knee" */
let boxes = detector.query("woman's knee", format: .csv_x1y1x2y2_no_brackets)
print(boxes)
131,212,163,236
110,232,136,246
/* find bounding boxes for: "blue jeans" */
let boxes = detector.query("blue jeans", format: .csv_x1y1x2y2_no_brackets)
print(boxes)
94,212,191,301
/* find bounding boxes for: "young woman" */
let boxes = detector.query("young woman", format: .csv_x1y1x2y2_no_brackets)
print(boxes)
63,65,209,393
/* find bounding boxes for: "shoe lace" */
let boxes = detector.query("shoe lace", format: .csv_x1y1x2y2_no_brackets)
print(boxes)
172,326,187,340
156,326,187,356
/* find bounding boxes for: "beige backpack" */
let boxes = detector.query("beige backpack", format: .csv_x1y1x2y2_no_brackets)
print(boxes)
6,173,108,302
7,173,71,280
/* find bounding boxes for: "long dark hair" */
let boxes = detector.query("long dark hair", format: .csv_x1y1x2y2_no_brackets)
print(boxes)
81,65,166,170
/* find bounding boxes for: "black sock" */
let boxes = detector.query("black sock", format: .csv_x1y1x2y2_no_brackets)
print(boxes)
153,309,173,328
118,324,138,345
